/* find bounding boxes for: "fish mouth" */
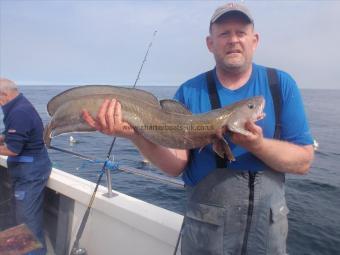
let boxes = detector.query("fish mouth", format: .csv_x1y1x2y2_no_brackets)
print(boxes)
254,100,265,121
256,112,266,121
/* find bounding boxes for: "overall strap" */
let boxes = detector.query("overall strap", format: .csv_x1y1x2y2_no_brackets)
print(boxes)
267,68,282,139
206,70,226,168
207,70,222,109
267,68,285,183
206,68,282,168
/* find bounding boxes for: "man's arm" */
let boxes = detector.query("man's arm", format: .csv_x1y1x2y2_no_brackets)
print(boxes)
0,144,18,156
130,135,188,177
232,121,314,174
82,99,188,177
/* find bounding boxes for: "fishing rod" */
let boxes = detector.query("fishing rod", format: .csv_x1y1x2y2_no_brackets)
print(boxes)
70,30,158,255
70,139,115,255
133,30,157,88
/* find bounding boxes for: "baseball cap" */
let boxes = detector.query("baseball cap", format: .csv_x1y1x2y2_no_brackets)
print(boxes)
210,2,254,24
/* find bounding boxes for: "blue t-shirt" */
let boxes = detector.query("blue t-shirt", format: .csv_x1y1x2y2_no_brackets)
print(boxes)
2,93,46,157
174,64,313,186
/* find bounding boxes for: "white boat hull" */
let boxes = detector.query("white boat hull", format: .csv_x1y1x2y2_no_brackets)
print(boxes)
0,156,183,255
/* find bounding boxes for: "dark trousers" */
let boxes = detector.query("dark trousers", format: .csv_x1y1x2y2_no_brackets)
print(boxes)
182,168,288,255
8,154,51,255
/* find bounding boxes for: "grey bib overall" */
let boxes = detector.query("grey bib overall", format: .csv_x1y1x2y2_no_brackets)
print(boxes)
181,69,288,255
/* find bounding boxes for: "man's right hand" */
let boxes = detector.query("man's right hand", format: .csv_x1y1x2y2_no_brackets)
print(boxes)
82,98,188,176
82,98,136,139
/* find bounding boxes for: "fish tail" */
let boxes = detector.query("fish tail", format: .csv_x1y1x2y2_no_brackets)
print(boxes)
43,122,53,148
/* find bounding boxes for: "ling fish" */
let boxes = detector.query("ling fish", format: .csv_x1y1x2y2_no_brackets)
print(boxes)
44,85,265,161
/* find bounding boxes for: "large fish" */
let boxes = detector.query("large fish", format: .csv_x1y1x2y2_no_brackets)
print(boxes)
44,85,265,161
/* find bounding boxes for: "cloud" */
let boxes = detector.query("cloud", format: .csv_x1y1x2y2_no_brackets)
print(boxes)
0,1,339,88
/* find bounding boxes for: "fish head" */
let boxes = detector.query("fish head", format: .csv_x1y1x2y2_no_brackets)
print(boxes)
224,96,265,135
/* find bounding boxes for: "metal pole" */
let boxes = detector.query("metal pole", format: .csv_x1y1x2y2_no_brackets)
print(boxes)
103,157,114,198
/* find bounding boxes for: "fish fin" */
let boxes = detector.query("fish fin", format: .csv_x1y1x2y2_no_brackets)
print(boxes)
212,141,224,158
52,124,96,137
160,99,192,115
212,137,235,162
47,85,161,116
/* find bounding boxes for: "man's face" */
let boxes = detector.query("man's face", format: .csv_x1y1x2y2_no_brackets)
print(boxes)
207,16,259,73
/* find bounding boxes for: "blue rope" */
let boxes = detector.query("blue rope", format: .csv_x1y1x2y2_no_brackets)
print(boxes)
92,159,119,172
54,158,119,175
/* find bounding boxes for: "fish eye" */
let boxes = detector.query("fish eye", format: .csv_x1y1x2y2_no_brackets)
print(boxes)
248,104,254,109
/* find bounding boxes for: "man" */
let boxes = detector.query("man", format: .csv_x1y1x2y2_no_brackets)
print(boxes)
0,78,51,255
83,3,314,254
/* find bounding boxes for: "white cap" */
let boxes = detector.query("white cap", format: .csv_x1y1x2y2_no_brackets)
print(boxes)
210,2,254,24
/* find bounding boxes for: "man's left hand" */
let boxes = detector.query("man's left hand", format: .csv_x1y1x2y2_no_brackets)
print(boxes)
231,121,264,152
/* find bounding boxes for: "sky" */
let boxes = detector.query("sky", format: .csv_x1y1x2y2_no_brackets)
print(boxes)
0,0,339,89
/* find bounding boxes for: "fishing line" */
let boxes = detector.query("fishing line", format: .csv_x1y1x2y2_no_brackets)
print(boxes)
70,30,158,255
49,145,184,187
49,145,96,161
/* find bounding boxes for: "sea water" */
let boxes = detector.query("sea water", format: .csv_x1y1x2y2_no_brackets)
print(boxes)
1,86,339,254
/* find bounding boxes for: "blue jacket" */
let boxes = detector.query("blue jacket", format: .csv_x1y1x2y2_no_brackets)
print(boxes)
2,93,47,161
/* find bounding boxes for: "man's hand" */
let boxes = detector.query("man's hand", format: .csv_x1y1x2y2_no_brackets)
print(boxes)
0,135,4,145
82,98,188,176
82,98,136,139
231,120,314,174
231,121,264,152
0,144,18,156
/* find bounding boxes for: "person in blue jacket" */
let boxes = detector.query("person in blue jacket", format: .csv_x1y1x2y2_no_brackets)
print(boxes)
0,78,51,255
82,3,314,254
